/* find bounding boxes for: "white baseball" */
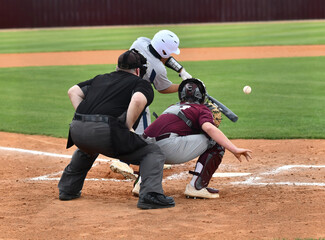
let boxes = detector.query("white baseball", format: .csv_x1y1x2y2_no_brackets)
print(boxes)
243,85,252,94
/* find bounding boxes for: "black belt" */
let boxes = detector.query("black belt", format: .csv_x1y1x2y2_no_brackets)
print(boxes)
142,133,171,142
74,113,109,123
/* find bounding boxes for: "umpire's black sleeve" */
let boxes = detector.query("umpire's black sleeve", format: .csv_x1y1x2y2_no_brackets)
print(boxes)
134,80,154,106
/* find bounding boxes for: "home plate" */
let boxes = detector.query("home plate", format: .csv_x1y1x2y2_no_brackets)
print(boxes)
213,172,252,177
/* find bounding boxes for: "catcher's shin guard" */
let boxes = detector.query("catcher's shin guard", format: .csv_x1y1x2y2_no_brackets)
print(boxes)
190,144,225,190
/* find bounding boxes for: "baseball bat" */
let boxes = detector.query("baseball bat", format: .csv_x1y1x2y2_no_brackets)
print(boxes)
206,94,238,122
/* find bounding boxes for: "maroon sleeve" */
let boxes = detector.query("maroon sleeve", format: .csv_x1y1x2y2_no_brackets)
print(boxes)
198,105,215,127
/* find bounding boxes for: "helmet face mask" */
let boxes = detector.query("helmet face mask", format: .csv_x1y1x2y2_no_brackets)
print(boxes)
178,78,207,104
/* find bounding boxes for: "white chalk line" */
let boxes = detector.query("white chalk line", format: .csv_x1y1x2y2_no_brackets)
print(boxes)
0,146,112,162
28,162,132,182
231,165,325,187
213,172,252,177
0,146,123,182
232,177,325,187
30,176,132,182
261,164,325,175
1,146,325,187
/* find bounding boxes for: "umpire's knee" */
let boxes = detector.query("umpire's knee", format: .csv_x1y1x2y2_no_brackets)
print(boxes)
146,144,166,164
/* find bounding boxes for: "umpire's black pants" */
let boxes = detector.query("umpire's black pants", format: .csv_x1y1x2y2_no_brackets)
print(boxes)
58,120,166,197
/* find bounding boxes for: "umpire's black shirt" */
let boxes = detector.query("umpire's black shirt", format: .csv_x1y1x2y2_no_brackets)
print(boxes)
76,71,154,128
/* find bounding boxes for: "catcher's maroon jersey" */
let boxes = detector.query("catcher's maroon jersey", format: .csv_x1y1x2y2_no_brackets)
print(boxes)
144,102,214,137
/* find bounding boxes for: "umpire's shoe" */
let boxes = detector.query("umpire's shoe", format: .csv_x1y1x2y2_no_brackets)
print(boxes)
137,192,175,209
59,191,81,201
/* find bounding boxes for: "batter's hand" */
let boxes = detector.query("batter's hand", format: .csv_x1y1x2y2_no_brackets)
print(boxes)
233,148,252,162
179,68,192,80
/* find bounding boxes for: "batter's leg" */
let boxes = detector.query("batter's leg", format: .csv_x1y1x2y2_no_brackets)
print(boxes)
135,106,151,134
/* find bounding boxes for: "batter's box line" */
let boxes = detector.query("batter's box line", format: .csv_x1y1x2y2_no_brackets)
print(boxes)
4,146,324,187
0,146,130,182
27,162,132,182
261,164,325,175
231,165,325,187
0,146,113,162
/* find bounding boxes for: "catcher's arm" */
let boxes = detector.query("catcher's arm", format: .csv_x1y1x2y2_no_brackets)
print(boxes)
202,122,252,162
164,57,192,80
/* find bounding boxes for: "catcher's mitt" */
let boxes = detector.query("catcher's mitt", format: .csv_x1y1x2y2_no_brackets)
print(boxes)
205,102,222,128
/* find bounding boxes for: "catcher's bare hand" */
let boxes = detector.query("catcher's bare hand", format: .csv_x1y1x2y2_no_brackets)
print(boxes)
233,148,252,162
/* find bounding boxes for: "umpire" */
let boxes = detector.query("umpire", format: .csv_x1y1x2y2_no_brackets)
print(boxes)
58,49,175,209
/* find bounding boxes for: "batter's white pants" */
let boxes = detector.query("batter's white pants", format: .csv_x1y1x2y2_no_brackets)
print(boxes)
135,106,151,134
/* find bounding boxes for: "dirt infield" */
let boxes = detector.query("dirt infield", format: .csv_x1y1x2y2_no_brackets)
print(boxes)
0,132,325,239
1,45,325,68
1,46,325,239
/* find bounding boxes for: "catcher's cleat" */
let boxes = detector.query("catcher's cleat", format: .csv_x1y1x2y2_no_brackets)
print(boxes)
137,192,175,209
132,176,141,197
59,191,81,201
110,161,138,180
184,184,219,199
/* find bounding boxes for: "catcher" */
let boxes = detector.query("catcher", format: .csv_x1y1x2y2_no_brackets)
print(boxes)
132,78,252,198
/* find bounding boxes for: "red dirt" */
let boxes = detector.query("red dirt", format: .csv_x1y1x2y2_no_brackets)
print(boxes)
1,45,325,68
1,132,324,239
0,46,325,240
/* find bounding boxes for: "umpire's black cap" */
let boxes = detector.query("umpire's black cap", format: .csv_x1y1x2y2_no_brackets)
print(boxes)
118,49,147,70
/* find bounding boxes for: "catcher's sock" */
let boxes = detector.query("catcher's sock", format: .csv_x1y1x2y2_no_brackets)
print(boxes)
190,162,203,187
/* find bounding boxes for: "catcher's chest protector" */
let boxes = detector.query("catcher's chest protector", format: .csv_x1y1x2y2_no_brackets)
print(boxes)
162,103,193,127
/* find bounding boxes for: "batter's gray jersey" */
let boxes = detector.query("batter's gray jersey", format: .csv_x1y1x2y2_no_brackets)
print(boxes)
130,37,172,91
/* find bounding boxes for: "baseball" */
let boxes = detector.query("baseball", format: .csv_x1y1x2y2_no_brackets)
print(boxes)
243,85,252,94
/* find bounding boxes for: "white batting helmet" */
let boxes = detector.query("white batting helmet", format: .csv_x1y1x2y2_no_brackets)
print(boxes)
151,30,180,58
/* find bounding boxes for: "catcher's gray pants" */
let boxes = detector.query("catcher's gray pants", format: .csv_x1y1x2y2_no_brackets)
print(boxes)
58,120,165,197
156,133,210,164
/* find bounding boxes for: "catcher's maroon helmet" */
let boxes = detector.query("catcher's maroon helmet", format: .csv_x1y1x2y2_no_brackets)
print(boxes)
178,78,207,104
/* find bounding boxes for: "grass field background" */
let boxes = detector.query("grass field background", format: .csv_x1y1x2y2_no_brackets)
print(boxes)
1,21,325,53
0,21,324,139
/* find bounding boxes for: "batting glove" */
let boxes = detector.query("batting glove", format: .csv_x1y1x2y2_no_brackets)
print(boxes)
179,68,192,81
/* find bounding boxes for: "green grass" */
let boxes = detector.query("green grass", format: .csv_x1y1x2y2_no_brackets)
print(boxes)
1,56,324,139
1,21,324,139
1,21,325,53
